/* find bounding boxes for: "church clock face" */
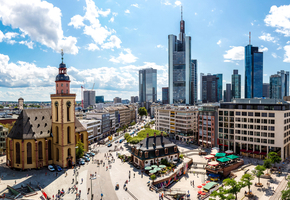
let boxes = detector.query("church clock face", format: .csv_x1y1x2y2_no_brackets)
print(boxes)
54,101,59,107
66,101,71,107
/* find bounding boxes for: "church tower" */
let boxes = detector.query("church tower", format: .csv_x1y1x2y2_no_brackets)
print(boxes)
51,50,76,168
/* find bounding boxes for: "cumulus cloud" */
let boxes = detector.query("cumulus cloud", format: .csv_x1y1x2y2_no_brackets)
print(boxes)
131,4,139,8
223,46,244,62
259,32,277,43
0,30,20,44
68,0,121,51
125,9,130,14
260,45,268,52
272,53,278,58
175,1,182,6
264,5,290,37
156,44,164,48
109,48,138,64
0,0,78,54
163,1,171,5
284,45,290,62
217,40,221,46
19,41,34,49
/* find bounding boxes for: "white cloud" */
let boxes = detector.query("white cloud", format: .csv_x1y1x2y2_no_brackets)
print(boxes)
258,32,277,43
264,5,290,37
217,40,221,46
109,17,114,22
175,1,182,6
131,4,139,8
163,1,171,5
223,46,244,62
112,12,118,16
0,30,20,44
0,0,78,54
260,45,268,52
195,13,197,15
86,43,100,51
277,46,282,50
109,48,138,64
272,53,277,58
68,15,84,29
287,41,290,44
284,45,290,62
156,44,164,48
263,74,268,76
125,9,130,14
251,23,254,26
19,41,34,49
101,35,122,50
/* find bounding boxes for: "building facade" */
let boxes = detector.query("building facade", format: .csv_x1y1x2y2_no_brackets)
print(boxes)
131,96,138,103
162,87,169,104
139,68,157,103
83,90,95,108
95,96,104,103
245,45,263,98
224,83,232,102
200,73,204,101
214,74,223,102
202,75,219,103
191,60,198,104
263,83,270,98
79,119,101,142
0,125,8,154
114,97,122,104
277,70,289,98
270,74,282,99
232,70,241,99
218,99,290,160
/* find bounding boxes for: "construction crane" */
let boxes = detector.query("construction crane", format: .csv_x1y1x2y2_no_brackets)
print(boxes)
81,80,85,109
92,83,95,91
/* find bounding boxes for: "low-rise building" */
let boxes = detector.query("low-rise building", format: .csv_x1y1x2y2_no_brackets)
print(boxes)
79,119,101,143
0,125,8,154
86,112,111,138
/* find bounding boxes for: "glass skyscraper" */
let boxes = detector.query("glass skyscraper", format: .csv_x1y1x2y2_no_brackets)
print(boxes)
202,75,219,103
231,70,241,99
162,87,169,104
95,95,104,103
139,68,157,103
191,60,197,104
245,45,263,98
277,70,289,98
270,74,282,99
213,74,223,102
168,10,196,104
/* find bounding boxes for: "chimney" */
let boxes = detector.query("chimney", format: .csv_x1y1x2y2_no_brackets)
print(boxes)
147,133,149,138
154,132,156,137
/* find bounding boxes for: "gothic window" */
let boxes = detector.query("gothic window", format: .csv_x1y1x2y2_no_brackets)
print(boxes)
48,140,52,160
68,148,71,156
55,101,59,121
38,141,43,160
66,101,71,121
67,126,71,143
27,142,32,164
56,126,59,143
80,134,84,143
56,148,59,161
16,142,20,164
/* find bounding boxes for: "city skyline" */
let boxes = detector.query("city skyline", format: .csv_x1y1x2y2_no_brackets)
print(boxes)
0,1,290,101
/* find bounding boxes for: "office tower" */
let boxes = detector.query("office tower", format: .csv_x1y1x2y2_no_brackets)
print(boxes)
263,83,270,98
213,74,223,102
139,68,157,103
277,70,289,97
83,90,95,108
191,60,197,104
231,70,241,99
202,75,219,103
245,40,263,98
131,96,138,103
95,96,104,103
200,73,204,100
162,87,169,104
168,8,196,104
270,74,282,99
114,97,122,104
224,83,232,102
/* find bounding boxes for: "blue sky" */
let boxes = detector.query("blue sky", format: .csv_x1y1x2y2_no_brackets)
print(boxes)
0,0,290,101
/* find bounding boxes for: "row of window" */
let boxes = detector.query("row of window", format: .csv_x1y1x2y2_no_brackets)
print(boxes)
219,110,275,118
232,130,275,137
233,136,275,144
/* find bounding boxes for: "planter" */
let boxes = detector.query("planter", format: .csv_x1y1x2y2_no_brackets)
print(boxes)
261,174,272,179
255,183,263,187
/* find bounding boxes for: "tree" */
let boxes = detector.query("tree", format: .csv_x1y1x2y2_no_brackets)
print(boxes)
76,140,85,159
0,121,15,133
252,165,265,185
150,174,156,182
282,176,290,200
263,159,272,175
268,152,282,167
210,178,244,200
240,173,254,194
138,107,147,118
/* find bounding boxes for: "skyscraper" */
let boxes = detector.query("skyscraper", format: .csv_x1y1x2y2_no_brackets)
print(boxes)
168,8,196,104
213,74,223,102
95,96,104,103
245,41,263,98
231,70,241,99
83,90,95,108
200,73,204,100
263,83,270,98
202,75,219,103
277,70,289,98
224,83,232,102
162,87,169,104
139,68,157,103
191,60,198,104
270,74,282,99
131,96,138,103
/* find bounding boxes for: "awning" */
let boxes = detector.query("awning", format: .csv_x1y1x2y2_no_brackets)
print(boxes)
209,173,220,178
215,153,226,157
240,149,247,152
246,150,253,153
203,182,218,190
225,150,233,154
205,155,215,159
217,157,231,163
253,151,260,154
260,152,267,155
226,154,239,160
208,161,219,166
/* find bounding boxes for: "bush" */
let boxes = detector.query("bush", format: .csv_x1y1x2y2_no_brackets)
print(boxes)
130,121,136,126
124,133,130,140
150,174,156,181
179,154,184,159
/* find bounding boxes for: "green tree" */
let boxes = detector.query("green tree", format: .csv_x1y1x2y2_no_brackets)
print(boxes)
75,140,85,159
138,107,147,118
263,159,272,175
252,165,265,185
0,105,3,109
210,178,244,200
150,174,156,182
124,133,130,140
240,173,254,194
282,176,290,200
130,121,136,126
0,121,15,133
268,152,282,167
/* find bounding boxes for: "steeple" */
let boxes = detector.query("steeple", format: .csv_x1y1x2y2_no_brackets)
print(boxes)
179,5,185,42
55,49,71,94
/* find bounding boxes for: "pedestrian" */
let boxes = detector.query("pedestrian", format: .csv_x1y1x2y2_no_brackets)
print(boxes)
81,178,83,183
159,193,161,199
134,173,135,178
65,172,67,177
15,180,16,185
193,180,194,186
88,188,90,194
52,194,54,200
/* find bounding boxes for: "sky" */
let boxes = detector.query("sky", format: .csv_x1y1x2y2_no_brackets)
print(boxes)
0,0,290,101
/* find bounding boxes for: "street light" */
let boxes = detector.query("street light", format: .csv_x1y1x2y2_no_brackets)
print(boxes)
90,175,96,199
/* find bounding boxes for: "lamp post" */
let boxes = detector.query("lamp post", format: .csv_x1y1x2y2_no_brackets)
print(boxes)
90,175,96,199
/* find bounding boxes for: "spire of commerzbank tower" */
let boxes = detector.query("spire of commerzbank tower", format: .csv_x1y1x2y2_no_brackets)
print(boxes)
179,5,185,41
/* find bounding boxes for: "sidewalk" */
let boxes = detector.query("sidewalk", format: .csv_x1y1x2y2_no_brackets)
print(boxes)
269,177,288,200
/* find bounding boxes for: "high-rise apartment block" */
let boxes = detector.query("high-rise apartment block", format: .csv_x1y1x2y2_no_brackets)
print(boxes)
139,68,157,103
263,83,270,98
270,74,282,99
191,60,198,104
95,96,104,103
277,70,289,98
224,84,232,102
168,10,196,105
131,96,138,103
214,74,223,102
114,97,122,104
232,70,241,99
162,87,169,104
83,90,95,108
202,75,219,103
200,73,204,100
245,44,263,98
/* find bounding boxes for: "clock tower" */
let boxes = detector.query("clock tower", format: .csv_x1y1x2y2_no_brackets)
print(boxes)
51,50,76,168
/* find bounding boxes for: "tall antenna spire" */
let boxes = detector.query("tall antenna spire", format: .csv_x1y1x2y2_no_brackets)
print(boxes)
61,49,64,63
181,5,183,20
249,32,251,45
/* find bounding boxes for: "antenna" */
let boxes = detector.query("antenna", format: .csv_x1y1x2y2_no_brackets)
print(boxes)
249,32,251,45
61,49,64,63
181,5,183,20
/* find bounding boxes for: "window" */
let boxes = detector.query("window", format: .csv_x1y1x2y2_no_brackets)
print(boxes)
81,134,84,143
262,139,267,143
56,148,59,161
68,148,71,156
268,133,275,138
269,113,275,117
155,150,159,156
67,101,71,121
67,126,71,143
255,112,260,117
61,83,63,87
262,113,267,117
268,140,275,144
224,111,228,116
248,112,253,116
27,142,32,164
48,140,52,160
66,84,68,87
56,126,59,143
242,112,247,116
38,141,43,160
236,112,240,116
230,111,234,116
165,148,168,154
61,90,63,94
261,132,267,137
16,142,20,164
66,90,68,94
219,111,223,115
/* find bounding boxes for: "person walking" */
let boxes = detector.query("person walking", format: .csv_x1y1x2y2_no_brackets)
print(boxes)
81,178,83,184
88,188,90,194
134,173,135,178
